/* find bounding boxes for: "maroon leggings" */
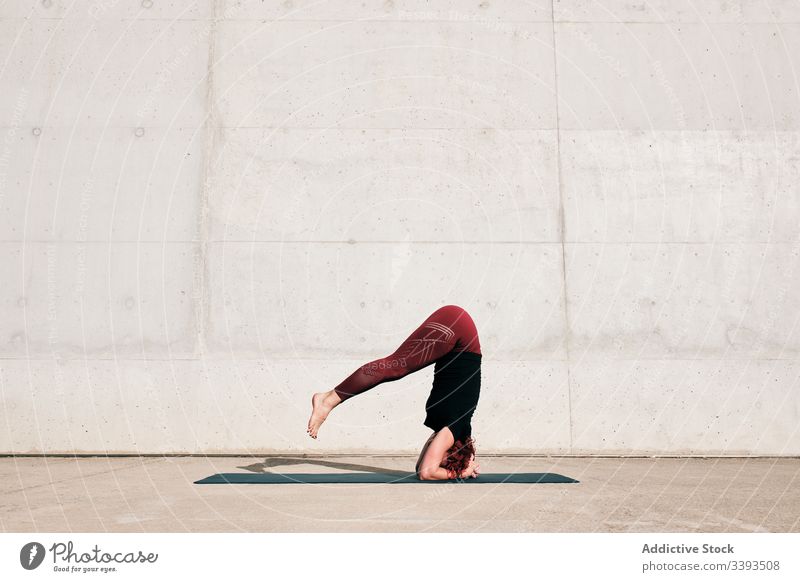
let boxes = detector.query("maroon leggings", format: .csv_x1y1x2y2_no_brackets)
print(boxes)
333,305,482,401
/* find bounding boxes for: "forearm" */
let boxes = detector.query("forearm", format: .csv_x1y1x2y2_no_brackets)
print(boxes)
418,465,460,480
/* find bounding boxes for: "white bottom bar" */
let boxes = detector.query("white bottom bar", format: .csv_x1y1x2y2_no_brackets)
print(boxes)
2,533,798,581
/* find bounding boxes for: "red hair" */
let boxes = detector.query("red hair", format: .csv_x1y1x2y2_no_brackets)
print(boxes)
441,436,476,479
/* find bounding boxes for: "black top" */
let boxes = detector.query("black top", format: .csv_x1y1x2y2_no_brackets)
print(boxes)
423,350,482,443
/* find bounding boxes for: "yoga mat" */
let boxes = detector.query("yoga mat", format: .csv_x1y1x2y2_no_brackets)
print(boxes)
195,472,578,484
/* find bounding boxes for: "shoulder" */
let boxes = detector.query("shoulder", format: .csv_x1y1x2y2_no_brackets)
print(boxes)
448,419,472,443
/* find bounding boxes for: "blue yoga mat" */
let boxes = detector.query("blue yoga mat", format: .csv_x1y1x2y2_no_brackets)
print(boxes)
195,472,578,484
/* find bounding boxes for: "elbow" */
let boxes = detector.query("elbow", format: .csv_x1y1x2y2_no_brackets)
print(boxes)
417,467,436,481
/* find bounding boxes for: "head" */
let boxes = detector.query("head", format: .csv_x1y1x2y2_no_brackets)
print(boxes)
440,436,476,477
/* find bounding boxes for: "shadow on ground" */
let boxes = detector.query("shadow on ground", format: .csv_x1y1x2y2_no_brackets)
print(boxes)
236,457,409,476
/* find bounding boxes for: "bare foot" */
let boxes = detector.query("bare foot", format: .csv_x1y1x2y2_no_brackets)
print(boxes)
307,391,339,439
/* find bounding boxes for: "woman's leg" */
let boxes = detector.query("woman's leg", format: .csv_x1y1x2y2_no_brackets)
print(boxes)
307,305,471,438
332,310,462,401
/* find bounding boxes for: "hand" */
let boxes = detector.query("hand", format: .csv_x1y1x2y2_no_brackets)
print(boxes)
459,456,480,479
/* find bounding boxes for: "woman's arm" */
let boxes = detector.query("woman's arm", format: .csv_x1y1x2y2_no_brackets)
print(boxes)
415,432,437,474
416,428,460,480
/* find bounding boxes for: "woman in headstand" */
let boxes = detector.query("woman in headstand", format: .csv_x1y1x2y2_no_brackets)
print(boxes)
307,304,482,481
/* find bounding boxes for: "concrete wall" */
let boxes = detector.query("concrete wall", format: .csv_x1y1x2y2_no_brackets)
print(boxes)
1,0,798,455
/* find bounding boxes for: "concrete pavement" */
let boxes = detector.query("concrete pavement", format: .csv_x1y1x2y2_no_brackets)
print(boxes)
1,456,798,533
